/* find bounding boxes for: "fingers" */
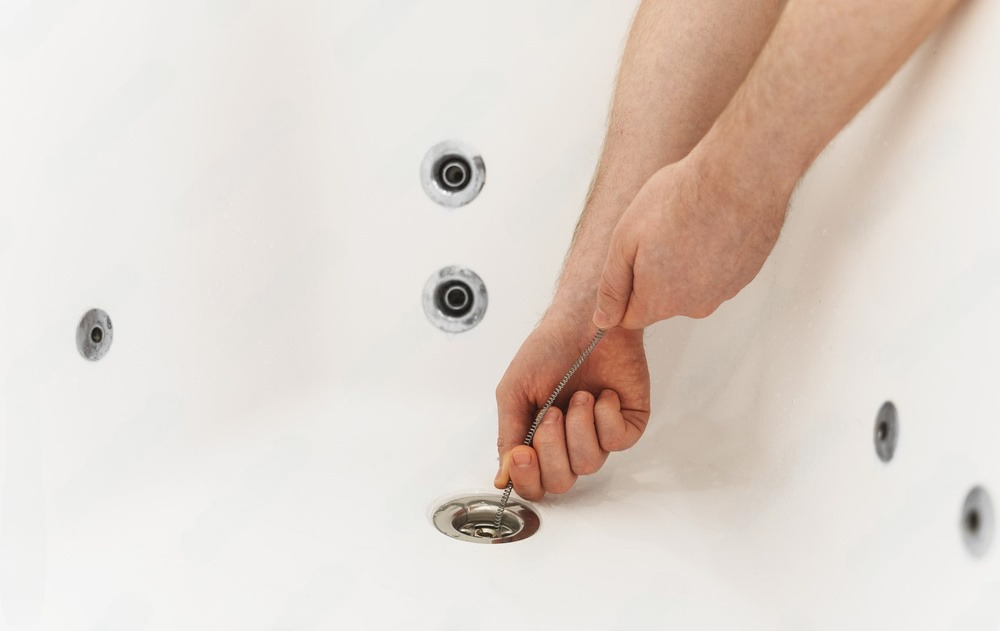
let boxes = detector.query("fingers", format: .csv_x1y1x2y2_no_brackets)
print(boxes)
495,389,645,499
594,224,636,330
565,391,608,475
496,446,544,501
494,409,578,499
595,389,646,452
531,407,577,494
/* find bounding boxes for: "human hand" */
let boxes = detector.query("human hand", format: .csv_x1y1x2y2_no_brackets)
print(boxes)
593,155,792,329
494,309,650,501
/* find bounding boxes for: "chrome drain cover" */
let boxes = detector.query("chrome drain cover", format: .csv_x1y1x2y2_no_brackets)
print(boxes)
433,494,540,544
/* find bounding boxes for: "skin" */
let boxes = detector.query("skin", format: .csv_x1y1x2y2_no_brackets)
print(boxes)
495,0,786,500
594,0,963,330
496,0,962,501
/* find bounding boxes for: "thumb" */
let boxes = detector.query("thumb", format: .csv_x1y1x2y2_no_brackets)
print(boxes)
594,227,636,329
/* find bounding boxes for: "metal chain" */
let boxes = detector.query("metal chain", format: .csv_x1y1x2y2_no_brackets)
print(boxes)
493,328,606,534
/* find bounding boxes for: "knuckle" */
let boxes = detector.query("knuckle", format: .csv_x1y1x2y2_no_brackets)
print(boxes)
593,396,617,416
599,433,626,452
531,422,559,449
619,312,643,330
652,298,677,321
689,303,719,319
571,391,592,407
494,382,512,404
516,487,544,502
571,458,601,476
545,479,574,495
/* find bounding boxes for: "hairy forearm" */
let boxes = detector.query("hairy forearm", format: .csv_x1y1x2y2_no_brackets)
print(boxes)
693,0,961,199
553,0,785,312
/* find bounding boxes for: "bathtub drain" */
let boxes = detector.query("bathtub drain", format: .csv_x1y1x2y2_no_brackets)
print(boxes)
433,494,539,544
460,522,513,539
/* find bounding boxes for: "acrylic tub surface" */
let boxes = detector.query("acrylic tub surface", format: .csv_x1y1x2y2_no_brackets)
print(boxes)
1,2,999,629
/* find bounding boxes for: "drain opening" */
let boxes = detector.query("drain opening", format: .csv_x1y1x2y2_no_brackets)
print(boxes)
435,156,471,192
456,508,518,540
460,522,514,539
433,493,539,544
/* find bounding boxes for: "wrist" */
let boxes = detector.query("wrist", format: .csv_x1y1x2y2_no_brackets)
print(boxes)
549,272,599,319
687,109,805,204
683,140,797,220
549,204,621,317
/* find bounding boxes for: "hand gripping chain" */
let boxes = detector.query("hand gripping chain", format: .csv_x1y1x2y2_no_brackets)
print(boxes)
493,328,606,535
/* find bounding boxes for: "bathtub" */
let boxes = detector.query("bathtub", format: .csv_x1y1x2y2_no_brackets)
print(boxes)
1,1,998,628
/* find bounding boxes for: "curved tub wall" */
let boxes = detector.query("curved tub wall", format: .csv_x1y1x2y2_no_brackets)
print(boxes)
1,1,998,628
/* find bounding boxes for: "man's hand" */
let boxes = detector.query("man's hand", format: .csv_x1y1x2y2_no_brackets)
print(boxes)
491,0,960,503
488,0,786,501
591,0,960,331
593,156,791,330
494,314,650,501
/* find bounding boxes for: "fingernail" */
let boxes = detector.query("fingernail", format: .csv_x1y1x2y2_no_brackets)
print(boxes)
512,451,531,467
493,467,503,486
544,408,558,422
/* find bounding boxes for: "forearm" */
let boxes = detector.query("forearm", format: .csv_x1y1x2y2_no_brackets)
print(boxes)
554,0,785,312
693,0,961,199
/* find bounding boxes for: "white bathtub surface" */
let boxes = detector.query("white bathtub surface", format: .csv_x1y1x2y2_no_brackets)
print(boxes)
1,1,999,629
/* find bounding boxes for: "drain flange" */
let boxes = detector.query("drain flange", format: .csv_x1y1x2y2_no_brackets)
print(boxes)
433,493,539,544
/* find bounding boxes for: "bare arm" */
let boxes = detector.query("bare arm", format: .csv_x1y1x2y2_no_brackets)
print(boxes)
555,0,785,314
594,0,962,330
494,0,785,500
704,0,960,198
